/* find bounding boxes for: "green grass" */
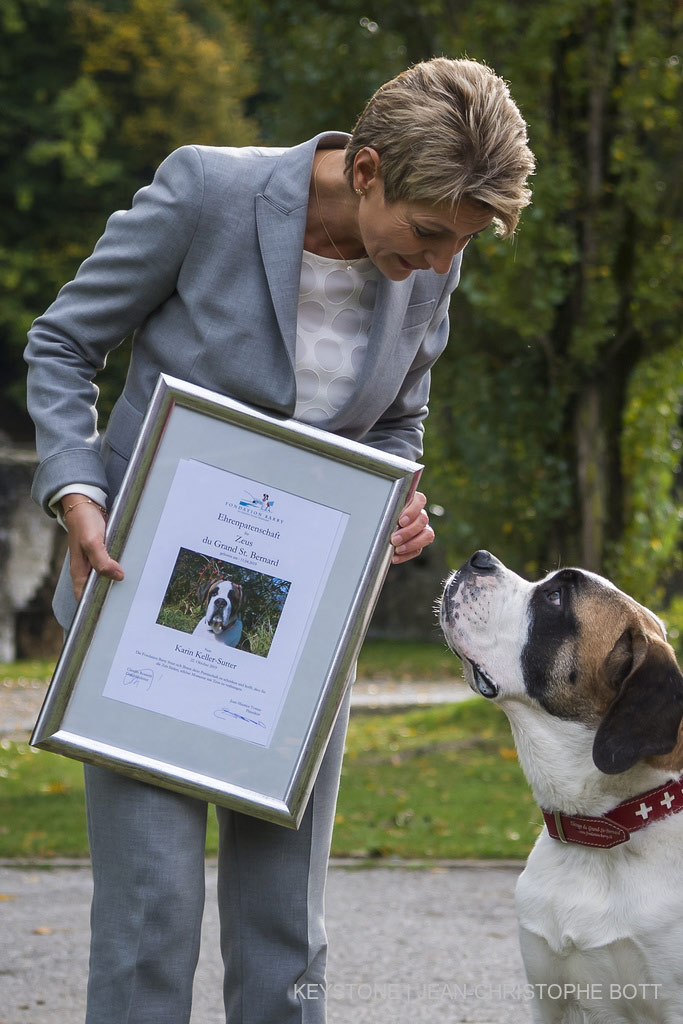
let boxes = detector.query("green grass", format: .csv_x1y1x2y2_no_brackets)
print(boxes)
334,700,540,860
0,740,222,859
357,638,462,681
0,660,56,682
0,646,540,860
0,741,90,858
244,618,276,658
156,607,195,633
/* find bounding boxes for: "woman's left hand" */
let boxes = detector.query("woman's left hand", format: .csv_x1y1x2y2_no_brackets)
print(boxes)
390,490,434,564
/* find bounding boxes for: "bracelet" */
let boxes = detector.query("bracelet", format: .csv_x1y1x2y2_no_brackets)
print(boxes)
63,499,108,520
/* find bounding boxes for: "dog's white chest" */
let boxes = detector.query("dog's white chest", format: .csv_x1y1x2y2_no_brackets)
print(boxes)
516,832,683,1022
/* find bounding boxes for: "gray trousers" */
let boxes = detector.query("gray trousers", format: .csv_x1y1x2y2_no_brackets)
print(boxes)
83,690,351,1024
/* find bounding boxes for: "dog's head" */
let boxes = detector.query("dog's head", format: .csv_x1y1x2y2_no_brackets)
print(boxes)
198,578,244,635
440,550,683,775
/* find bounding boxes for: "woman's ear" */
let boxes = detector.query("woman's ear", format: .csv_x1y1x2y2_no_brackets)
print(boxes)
353,147,382,192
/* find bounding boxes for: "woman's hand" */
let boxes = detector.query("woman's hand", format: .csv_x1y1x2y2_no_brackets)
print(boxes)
62,494,124,601
390,490,434,564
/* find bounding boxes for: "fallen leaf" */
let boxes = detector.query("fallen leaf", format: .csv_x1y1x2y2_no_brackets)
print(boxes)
41,781,69,794
32,926,53,935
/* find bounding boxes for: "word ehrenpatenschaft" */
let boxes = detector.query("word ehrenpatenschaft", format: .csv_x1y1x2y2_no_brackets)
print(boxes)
294,981,662,1003
218,513,282,538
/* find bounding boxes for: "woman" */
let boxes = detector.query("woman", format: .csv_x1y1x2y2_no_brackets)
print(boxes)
25,57,534,1024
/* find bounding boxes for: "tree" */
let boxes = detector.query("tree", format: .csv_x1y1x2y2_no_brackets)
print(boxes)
0,0,257,433
232,1,410,144
422,0,682,590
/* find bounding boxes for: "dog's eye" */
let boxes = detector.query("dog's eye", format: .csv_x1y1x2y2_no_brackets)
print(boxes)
546,589,562,606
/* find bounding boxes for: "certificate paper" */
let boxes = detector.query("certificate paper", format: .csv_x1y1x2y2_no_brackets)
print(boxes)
102,459,348,746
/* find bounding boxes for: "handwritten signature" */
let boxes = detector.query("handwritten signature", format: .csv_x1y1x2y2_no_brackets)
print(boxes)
123,667,154,691
214,708,266,729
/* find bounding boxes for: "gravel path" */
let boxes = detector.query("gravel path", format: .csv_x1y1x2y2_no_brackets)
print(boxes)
0,861,531,1024
0,677,51,742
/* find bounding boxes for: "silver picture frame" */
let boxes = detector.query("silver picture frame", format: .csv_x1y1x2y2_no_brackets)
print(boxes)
31,374,422,827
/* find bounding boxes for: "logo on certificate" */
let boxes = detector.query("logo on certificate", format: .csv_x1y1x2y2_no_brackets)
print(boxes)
239,491,275,513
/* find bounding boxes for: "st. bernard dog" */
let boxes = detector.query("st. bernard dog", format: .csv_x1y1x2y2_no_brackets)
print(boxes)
440,550,683,1024
192,579,244,647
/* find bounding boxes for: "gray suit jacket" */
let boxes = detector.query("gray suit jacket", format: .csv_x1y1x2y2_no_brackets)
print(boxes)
25,131,461,624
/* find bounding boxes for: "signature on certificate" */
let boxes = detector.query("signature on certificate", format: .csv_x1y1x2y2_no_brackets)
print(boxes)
214,707,266,729
123,667,154,691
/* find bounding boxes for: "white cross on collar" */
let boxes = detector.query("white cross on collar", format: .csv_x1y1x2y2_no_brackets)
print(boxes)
635,802,653,820
660,791,676,810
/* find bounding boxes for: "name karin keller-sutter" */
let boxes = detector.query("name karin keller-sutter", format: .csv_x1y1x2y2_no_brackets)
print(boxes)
174,645,237,669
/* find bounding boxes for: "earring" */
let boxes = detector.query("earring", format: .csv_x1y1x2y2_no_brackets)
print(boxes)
355,187,365,197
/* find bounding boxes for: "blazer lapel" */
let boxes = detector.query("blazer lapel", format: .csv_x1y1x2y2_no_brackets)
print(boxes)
255,195,307,367
325,273,413,430
255,131,350,369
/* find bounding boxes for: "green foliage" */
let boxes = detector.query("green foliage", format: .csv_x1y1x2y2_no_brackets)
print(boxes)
420,0,683,581
232,2,409,142
607,340,683,606
70,0,256,175
244,618,277,659
0,660,55,681
0,0,258,430
425,338,575,577
661,596,683,663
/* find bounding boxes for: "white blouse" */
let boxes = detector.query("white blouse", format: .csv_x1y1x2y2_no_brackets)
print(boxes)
293,250,379,426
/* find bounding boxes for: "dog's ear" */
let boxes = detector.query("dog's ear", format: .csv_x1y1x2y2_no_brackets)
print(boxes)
231,583,243,611
197,579,218,605
593,628,683,774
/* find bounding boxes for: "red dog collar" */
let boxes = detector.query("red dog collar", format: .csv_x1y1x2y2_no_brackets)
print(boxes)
543,778,683,849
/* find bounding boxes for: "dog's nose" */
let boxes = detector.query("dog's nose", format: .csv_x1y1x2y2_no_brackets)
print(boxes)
469,550,500,572
213,598,227,609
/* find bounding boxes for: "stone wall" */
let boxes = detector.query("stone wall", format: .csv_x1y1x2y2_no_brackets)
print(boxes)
0,447,66,661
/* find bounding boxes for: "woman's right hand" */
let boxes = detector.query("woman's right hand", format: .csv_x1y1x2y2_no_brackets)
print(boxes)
61,494,125,601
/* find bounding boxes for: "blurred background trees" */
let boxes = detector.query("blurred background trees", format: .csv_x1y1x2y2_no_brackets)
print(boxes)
1,0,255,427
1,0,681,636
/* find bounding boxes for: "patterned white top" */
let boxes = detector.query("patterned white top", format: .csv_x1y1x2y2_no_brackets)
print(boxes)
294,250,379,426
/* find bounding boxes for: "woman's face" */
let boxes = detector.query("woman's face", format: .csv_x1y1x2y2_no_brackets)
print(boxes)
358,185,495,281
352,149,495,281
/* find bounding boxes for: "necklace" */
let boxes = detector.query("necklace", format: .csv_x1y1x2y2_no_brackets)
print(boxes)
313,151,364,271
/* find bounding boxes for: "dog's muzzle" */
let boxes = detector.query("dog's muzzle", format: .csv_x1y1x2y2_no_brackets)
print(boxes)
440,550,503,699
208,597,233,633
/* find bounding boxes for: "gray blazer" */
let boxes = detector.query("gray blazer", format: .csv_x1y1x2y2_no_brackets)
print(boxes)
25,131,461,624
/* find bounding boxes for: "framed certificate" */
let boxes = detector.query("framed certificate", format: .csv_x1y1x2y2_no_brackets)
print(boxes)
31,375,422,827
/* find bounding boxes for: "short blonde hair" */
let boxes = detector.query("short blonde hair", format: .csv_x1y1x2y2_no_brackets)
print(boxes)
345,57,535,237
